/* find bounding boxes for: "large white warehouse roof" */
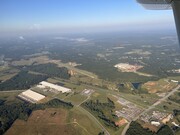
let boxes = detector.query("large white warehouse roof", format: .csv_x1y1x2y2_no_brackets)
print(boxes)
39,81,71,93
18,89,45,103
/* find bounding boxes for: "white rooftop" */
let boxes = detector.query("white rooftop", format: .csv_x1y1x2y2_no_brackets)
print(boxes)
39,81,71,93
19,89,45,103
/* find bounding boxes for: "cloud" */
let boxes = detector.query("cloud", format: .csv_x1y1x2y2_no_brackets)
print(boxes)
53,36,67,40
29,24,41,30
53,37,89,43
73,38,89,42
19,36,25,40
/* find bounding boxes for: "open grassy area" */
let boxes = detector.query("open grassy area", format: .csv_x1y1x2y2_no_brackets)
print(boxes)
0,91,23,104
91,91,108,102
0,66,10,72
0,73,18,81
64,94,87,106
5,108,76,135
11,55,50,66
155,100,180,113
168,76,180,81
5,108,101,135
68,108,102,135
0,68,19,82
124,93,158,107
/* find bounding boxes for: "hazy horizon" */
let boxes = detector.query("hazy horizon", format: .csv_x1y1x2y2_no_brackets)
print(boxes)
0,0,176,35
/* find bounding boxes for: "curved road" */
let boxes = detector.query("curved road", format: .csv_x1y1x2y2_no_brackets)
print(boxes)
77,106,110,135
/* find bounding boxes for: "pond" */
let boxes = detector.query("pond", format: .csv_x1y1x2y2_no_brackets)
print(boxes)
131,82,142,89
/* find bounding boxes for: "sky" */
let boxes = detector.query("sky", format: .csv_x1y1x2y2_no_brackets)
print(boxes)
0,0,176,34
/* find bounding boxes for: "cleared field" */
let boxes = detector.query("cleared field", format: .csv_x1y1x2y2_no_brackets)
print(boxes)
0,66,10,72
64,94,87,106
0,68,19,82
142,78,178,93
0,73,18,81
11,56,50,66
5,108,101,135
168,76,180,81
68,108,101,135
0,91,23,104
5,108,74,135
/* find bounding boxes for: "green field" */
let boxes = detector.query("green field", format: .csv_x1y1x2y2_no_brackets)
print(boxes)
0,91,23,104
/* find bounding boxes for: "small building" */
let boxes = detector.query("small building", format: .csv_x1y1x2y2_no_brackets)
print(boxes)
151,121,160,126
171,80,178,83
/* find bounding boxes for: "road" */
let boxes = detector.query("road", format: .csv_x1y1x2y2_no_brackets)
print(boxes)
55,93,110,135
76,96,90,107
77,106,110,135
134,84,180,121
76,95,110,135
0,90,25,93
121,85,180,135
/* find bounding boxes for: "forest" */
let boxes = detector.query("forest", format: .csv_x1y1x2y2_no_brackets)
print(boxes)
0,71,48,91
0,64,71,91
24,63,70,79
82,98,118,129
126,121,174,135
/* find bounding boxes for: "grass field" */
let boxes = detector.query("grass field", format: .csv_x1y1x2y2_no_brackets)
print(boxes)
5,108,101,135
0,91,23,104
0,68,19,82
64,94,87,106
155,100,180,113
168,76,180,81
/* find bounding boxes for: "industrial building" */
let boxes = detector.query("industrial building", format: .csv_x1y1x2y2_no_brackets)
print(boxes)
18,89,45,103
38,81,71,93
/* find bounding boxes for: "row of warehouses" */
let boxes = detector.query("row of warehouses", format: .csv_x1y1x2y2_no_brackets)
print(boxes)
18,81,72,103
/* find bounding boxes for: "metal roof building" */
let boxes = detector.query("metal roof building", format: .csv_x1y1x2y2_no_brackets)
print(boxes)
18,89,45,103
39,81,71,93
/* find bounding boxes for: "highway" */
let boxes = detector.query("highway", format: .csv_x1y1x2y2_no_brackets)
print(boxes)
1,81,179,135
121,85,180,135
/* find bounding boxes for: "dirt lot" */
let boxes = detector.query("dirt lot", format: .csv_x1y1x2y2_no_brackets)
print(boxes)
142,123,158,132
142,79,177,93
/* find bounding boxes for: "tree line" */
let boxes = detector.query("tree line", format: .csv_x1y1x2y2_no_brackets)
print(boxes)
82,98,118,129
126,121,174,135
23,63,71,79
0,71,48,91
0,98,73,134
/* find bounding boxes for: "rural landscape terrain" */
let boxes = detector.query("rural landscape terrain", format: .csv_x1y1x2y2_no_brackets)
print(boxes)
0,32,180,135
